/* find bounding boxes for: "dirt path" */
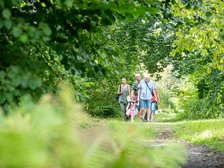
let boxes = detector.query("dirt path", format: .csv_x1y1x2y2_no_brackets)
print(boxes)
153,123,224,168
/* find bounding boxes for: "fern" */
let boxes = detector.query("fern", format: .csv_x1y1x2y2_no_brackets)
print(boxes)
0,83,187,168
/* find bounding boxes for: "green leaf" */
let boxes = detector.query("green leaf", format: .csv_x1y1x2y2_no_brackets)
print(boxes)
28,26,40,41
4,20,12,30
148,7,159,14
0,20,3,29
220,31,224,40
205,11,212,18
0,95,5,104
2,9,11,19
5,93,13,103
39,22,52,36
65,0,73,8
28,79,42,90
201,49,208,56
41,2,46,7
12,0,19,5
19,34,28,43
217,64,223,70
12,26,23,37
185,4,191,10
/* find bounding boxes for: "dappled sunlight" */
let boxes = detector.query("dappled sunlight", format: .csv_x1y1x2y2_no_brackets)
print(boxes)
194,130,214,141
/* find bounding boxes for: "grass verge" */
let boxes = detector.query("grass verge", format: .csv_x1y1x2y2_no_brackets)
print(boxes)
174,119,224,151
154,112,177,122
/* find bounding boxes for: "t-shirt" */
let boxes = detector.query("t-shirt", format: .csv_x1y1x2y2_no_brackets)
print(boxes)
151,89,159,102
131,81,139,96
138,80,156,100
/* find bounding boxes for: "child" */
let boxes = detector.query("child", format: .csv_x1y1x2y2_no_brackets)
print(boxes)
126,96,138,122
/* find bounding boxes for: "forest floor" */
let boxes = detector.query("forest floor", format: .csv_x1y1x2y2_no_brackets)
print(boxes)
151,121,224,168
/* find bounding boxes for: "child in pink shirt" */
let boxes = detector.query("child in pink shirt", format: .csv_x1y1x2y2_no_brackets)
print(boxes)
126,96,138,122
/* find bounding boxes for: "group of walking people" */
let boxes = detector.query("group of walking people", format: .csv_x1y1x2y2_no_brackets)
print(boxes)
117,73,160,122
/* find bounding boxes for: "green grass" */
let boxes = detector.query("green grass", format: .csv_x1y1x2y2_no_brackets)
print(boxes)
154,112,177,122
94,118,157,136
95,113,224,153
174,119,224,151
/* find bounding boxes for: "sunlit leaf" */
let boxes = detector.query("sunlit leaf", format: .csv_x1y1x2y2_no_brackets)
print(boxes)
148,7,159,14
19,34,28,43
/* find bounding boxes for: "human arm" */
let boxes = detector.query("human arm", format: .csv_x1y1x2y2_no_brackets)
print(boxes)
131,82,135,97
149,82,158,103
156,89,160,103
137,82,141,102
117,85,122,95
153,90,158,102
131,90,134,97
137,89,140,103
152,82,158,102
126,103,130,111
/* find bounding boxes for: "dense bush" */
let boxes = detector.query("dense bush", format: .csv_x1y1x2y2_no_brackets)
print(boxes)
177,99,211,120
85,77,134,118
89,105,120,118
175,73,224,120
177,98,224,120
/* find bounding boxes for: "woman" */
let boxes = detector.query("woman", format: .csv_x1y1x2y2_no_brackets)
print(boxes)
117,78,131,121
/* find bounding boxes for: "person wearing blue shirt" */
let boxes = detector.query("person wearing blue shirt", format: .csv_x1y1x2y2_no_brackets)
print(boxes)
137,73,157,122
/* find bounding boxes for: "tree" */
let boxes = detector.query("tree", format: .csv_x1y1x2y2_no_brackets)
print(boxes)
0,0,161,114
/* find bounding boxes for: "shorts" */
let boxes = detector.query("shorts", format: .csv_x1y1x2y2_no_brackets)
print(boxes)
151,101,157,114
140,99,151,109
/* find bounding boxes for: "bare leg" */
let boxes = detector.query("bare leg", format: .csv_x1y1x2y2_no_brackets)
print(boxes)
142,108,147,120
149,113,153,121
147,108,150,121
119,103,125,121
139,108,144,120
150,111,155,121
138,108,142,119
150,102,156,121
131,114,134,122
151,113,154,121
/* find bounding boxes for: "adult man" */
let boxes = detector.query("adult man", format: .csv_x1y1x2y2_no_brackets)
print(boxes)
131,73,141,97
131,73,141,118
137,73,157,122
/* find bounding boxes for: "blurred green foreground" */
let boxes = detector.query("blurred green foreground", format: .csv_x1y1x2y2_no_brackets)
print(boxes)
0,84,187,168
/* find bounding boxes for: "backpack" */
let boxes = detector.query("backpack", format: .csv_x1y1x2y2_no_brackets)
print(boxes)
116,85,121,100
